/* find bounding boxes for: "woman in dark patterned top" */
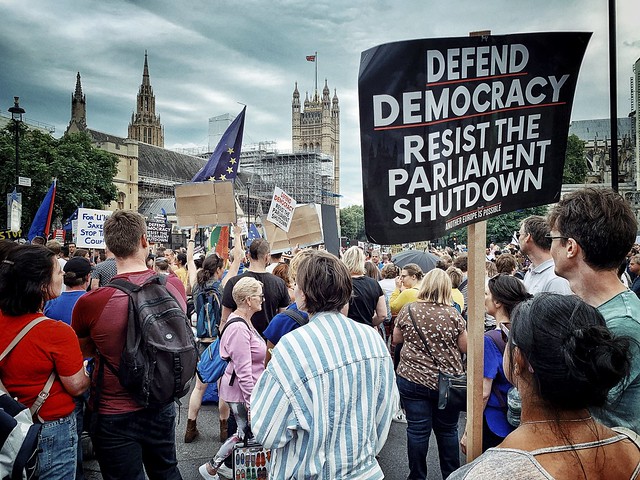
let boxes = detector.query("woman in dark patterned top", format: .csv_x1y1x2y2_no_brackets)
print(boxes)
393,268,467,480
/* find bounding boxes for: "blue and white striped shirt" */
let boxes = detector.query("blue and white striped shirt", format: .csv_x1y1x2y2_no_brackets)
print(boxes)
251,311,399,479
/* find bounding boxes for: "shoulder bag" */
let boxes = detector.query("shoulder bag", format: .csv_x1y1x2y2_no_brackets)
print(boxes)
407,304,467,411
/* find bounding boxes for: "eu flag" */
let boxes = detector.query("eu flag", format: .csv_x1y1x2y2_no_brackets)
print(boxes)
192,106,246,182
246,223,261,248
28,179,57,241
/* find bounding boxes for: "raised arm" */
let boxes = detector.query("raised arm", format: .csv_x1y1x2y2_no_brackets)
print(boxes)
222,224,244,289
187,224,198,290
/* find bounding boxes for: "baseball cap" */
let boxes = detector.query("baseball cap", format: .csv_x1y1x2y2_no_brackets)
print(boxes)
64,257,92,277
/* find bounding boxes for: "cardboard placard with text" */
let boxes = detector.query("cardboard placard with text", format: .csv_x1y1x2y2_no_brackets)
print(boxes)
266,186,297,232
175,181,236,227
77,208,112,249
263,204,323,253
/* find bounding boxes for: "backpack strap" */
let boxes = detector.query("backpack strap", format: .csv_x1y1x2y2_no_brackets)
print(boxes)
0,316,57,420
280,309,308,327
219,317,250,387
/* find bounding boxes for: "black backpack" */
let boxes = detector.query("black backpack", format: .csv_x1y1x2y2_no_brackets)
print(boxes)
106,275,198,407
280,309,308,327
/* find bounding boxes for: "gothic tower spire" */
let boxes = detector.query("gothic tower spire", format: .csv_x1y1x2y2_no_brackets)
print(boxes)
66,72,87,133
128,51,164,147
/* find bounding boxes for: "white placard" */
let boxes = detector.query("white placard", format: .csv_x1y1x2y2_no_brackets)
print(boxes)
77,208,111,249
266,187,297,232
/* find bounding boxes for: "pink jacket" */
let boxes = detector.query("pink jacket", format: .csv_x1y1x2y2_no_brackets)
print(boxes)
218,314,266,407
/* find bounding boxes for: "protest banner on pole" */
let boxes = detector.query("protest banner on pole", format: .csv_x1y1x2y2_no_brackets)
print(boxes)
358,32,591,243
146,221,171,244
266,186,297,232
77,208,111,249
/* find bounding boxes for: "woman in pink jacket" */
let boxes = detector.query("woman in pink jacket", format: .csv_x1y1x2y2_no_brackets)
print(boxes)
199,277,267,480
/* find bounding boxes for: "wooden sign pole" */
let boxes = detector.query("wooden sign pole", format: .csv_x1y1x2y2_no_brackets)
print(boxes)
466,221,486,460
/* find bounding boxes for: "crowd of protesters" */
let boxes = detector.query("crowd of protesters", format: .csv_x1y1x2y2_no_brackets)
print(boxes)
0,186,639,480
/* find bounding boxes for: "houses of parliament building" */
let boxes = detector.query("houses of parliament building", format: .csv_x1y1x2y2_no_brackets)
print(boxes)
65,52,341,220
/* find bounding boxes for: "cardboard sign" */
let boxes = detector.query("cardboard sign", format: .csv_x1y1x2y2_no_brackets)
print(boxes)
0,229,22,241
174,181,236,227
77,208,111,248
358,32,591,243
263,204,323,253
146,221,171,243
266,187,297,232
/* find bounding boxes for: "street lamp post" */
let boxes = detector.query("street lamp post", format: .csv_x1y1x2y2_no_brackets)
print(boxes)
246,181,252,225
8,97,25,188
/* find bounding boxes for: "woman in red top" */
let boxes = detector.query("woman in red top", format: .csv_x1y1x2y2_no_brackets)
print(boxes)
0,245,89,480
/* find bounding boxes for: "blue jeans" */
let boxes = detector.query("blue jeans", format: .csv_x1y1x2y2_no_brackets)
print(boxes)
38,413,78,480
91,403,182,480
397,376,461,480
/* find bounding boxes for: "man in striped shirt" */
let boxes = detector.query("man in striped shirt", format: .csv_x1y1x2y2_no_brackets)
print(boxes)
251,251,399,479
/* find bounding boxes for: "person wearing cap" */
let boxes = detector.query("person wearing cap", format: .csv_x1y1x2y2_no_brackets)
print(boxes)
44,256,92,326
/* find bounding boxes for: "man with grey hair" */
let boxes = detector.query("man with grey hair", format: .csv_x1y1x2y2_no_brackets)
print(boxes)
518,215,572,295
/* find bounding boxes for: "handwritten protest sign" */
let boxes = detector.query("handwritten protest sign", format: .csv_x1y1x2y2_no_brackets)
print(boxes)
266,187,297,232
77,208,111,248
358,32,591,243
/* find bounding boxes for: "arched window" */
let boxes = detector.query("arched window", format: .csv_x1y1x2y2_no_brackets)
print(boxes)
117,191,126,210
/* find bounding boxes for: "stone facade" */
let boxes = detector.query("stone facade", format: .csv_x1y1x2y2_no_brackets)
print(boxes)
128,52,164,147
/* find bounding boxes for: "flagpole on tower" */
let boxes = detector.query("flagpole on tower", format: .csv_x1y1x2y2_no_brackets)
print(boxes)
315,51,318,97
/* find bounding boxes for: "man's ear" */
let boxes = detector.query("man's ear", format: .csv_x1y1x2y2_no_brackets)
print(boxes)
141,234,149,249
566,237,580,259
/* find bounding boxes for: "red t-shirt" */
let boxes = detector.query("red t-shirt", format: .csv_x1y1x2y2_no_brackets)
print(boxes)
72,269,187,414
0,312,84,421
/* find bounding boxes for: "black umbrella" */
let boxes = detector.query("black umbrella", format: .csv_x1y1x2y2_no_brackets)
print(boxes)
391,250,440,273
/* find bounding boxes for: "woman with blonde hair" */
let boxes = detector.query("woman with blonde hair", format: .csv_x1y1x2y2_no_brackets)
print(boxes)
199,277,267,480
342,246,386,327
390,263,424,315
393,268,467,480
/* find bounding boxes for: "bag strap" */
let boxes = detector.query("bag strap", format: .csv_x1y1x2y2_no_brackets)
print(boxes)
281,309,308,327
407,304,443,370
0,316,57,420
219,317,251,387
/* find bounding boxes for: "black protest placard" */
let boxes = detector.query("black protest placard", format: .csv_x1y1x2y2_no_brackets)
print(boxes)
146,221,170,243
358,32,591,244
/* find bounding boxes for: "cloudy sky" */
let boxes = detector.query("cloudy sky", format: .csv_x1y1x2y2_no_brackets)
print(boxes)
1,0,638,206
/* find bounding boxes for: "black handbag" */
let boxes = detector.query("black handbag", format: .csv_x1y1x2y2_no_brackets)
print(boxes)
407,304,467,411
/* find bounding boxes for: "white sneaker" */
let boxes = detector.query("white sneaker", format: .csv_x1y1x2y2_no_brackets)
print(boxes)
393,408,407,423
198,463,219,480
216,463,233,479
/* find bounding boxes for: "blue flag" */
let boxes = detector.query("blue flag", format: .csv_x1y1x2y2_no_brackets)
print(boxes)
28,179,57,241
246,223,261,247
192,106,246,182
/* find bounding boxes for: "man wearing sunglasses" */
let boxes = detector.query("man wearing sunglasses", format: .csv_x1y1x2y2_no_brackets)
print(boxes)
547,187,640,434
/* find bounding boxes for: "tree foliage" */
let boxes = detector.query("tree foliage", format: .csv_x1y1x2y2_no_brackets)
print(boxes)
0,126,119,231
438,205,550,247
340,204,366,241
563,134,588,184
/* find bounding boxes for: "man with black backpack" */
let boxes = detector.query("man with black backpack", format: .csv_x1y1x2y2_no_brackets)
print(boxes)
72,210,195,480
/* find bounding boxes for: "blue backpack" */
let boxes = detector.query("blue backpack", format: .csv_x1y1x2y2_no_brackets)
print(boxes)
197,317,246,385
195,281,222,339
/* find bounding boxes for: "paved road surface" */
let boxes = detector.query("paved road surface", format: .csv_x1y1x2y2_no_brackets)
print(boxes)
83,398,467,479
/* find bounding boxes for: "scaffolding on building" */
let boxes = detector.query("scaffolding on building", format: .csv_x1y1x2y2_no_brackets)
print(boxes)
236,147,336,223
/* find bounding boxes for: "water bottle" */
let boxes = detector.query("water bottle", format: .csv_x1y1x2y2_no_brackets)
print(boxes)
507,387,521,427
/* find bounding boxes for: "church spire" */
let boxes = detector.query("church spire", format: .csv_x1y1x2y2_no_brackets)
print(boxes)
66,72,87,133
143,50,150,86
128,51,164,147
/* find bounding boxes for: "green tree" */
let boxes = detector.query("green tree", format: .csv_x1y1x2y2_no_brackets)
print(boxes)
439,205,549,246
562,134,588,184
340,205,366,241
0,127,119,232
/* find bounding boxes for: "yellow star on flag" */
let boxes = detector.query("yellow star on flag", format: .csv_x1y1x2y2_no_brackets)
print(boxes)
227,147,234,154
227,167,233,173
208,176,216,182
229,158,236,164
220,174,227,180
